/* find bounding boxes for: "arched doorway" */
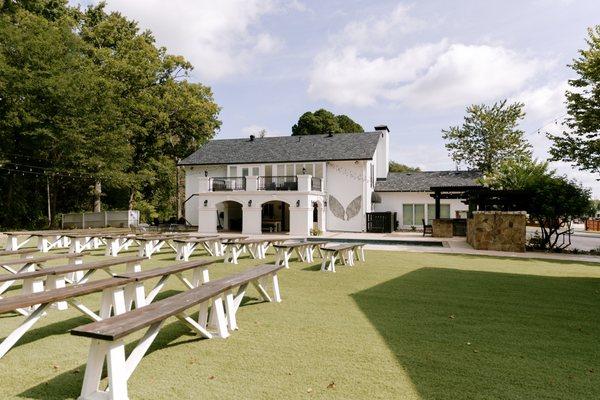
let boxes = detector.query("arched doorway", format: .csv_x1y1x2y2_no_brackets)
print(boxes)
261,201,290,233
216,201,243,232
313,200,325,232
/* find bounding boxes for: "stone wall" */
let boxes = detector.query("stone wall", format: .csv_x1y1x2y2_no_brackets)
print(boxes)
467,211,527,252
432,219,453,237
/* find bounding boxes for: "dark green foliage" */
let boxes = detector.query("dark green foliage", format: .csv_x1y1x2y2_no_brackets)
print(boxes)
291,109,364,136
389,161,421,172
442,100,532,174
548,26,600,174
0,1,220,227
485,160,594,249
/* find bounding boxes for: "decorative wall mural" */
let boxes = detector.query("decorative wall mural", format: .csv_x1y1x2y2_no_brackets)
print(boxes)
328,195,362,221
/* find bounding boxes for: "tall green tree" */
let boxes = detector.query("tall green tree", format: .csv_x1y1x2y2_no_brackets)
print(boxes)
291,109,364,135
548,26,600,174
485,159,594,249
0,1,220,227
442,100,532,174
388,161,421,173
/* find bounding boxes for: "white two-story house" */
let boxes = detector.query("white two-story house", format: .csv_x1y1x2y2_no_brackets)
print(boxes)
179,125,481,235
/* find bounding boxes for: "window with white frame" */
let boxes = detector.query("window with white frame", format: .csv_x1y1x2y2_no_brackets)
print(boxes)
427,204,450,224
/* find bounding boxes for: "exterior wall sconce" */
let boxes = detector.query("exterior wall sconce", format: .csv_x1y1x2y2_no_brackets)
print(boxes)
324,200,328,207
296,200,300,207
302,167,306,174
204,170,208,177
203,200,208,207
248,200,252,207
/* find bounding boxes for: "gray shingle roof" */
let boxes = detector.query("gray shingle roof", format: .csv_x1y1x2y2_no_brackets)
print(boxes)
375,171,483,192
179,132,382,165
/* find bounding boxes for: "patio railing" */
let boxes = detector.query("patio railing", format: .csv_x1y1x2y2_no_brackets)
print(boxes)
210,177,246,191
257,176,298,191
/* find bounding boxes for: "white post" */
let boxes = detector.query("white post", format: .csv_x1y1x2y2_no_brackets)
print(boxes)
297,174,311,192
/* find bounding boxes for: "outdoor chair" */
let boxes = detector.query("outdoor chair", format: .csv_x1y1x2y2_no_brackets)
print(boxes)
422,219,433,236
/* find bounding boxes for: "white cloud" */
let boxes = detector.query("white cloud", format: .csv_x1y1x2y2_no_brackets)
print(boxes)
308,41,449,107
309,40,550,109
512,81,568,121
94,0,282,81
334,4,425,54
391,44,550,109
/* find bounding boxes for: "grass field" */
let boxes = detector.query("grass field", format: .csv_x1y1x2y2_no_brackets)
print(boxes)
0,247,599,399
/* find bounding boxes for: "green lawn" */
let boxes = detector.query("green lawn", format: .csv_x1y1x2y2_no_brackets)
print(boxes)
0,248,599,399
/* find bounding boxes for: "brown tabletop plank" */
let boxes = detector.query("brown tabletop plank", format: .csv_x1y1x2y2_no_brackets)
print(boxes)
0,252,85,267
115,259,213,281
0,248,38,257
0,255,147,283
320,243,364,251
0,277,133,314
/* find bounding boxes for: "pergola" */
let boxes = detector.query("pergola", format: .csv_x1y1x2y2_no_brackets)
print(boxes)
429,185,484,219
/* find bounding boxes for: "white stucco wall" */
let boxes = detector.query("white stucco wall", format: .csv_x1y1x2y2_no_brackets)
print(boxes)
374,192,469,229
183,165,226,226
325,160,368,232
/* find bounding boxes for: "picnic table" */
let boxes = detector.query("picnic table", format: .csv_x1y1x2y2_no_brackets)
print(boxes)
3,230,70,252
0,258,212,359
273,240,327,268
320,243,366,272
0,252,87,299
72,264,283,400
172,235,220,261
136,234,191,258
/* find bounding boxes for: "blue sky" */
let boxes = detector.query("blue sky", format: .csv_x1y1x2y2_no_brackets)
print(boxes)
72,0,600,196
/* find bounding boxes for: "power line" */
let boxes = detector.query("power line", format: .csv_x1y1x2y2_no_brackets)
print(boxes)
0,161,96,179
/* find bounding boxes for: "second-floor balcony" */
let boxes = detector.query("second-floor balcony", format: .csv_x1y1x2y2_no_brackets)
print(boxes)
258,176,298,191
208,175,322,192
210,177,246,191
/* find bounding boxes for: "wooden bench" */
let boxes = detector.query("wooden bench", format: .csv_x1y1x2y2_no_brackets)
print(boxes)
273,241,327,268
71,264,283,400
0,248,38,258
0,259,213,359
172,236,219,261
0,252,87,298
320,243,365,272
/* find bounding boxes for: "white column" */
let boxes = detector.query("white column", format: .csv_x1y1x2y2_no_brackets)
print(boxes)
289,198,311,236
198,207,217,233
242,206,262,235
246,176,259,191
297,174,311,192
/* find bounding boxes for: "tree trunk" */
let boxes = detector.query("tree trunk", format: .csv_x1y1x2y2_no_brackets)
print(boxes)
129,188,135,210
93,180,102,212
